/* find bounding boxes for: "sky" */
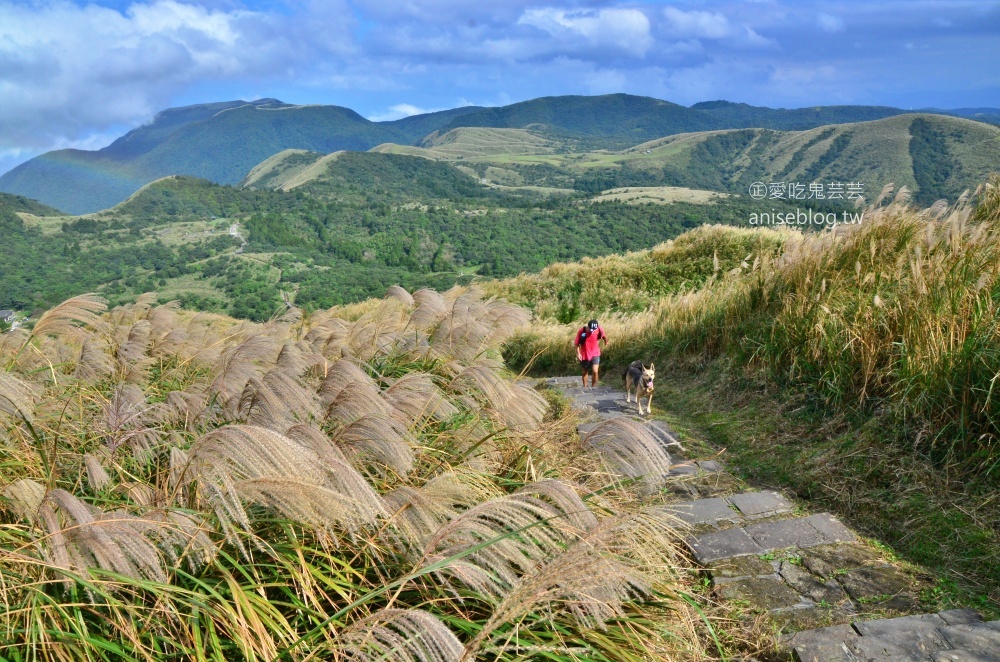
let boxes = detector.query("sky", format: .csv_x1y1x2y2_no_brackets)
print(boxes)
1,0,998,176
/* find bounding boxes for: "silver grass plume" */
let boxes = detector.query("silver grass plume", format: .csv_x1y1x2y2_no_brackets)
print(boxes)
275,340,309,378
318,358,376,405
0,371,38,423
150,327,189,358
345,302,409,361
489,381,548,430
208,334,280,402
101,384,159,458
418,480,596,599
28,293,107,341
383,372,458,426
161,390,208,429
146,301,180,337
331,415,416,477
2,478,46,521
447,365,547,430
340,609,462,662
304,317,350,354
383,471,503,548
115,320,153,382
327,381,394,425
385,285,416,308
83,453,111,492
581,418,673,492
187,425,387,548
409,289,449,330
285,424,350,464
38,489,187,585
238,370,320,430
461,509,684,660
75,338,114,381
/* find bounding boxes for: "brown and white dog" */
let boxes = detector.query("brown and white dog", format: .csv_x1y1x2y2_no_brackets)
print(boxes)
624,360,655,415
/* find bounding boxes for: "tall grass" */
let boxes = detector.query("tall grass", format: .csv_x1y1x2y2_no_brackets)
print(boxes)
504,177,1000,478
0,287,708,660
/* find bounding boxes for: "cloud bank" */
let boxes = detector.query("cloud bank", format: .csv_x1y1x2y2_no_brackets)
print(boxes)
0,0,997,174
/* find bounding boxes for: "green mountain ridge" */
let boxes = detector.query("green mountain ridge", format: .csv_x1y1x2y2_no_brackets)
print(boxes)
5,94,997,214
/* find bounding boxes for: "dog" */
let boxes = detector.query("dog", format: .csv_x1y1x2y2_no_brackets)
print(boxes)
623,360,655,415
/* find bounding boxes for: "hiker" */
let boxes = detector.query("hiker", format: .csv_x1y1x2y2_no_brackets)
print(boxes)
574,319,607,387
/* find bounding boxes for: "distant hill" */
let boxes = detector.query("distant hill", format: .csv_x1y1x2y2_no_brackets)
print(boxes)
437,94,718,148
0,192,66,216
605,113,1000,205
242,150,498,203
0,100,483,214
2,93,997,213
689,100,906,130
373,114,1000,205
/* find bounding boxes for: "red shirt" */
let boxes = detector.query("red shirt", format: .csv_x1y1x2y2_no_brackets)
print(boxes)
575,326,606,360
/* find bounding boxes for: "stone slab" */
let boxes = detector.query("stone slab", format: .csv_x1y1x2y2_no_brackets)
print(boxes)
667,497,737,525
847,632,949,660
780,561,850,606
666,462,700,476
935,650,1000,662
696,460,723,473
745,518,825,551
939,623,1000,657
687,526,762,563
771,606,854,634
803,514,857,545
939,609,984,626
853,612,947,636
785,624,858,662
718,577,803,610
838,566,917,611
709,554,776,581
729,491,793,519
802,543,883,578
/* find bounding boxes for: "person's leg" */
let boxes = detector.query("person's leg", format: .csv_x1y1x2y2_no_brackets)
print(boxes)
580,360,589,387
590,357,600,386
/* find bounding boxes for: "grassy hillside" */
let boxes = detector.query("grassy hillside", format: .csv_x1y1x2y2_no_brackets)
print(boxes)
441,94,717,148
0,289,711,659
691,100,906,130
7,157,814,319
0,192,66,216
494,178,1000,605
7,93,993,214
0,101,473,214
499,179,1000,476
384,114,1000,206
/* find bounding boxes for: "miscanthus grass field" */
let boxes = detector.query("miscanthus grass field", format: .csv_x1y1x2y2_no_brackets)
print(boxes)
0,287,714,660
501,178,1000,482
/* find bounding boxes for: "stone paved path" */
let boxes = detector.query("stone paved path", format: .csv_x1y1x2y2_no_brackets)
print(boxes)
544,375,1000,662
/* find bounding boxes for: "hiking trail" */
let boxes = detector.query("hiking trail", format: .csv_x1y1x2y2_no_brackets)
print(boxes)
544,375,1000,662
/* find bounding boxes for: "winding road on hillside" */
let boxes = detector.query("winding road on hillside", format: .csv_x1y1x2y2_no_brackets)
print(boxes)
545,375,1000,662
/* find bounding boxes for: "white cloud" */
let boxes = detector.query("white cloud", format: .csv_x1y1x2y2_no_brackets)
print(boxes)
661,7,772,48
368,103,439,121
662,7,735,39
518,8,654,57
0,0,355,152
818,13,845,33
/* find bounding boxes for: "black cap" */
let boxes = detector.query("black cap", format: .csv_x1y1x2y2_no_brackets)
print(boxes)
588,319,598,330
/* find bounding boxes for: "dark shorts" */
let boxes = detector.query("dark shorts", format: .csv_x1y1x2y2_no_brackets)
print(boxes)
580,356,600,371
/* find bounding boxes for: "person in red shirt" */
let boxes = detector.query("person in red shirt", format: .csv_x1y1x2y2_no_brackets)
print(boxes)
574,319,607,387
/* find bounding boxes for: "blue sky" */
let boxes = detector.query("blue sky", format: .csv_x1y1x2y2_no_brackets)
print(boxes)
1,0,998,176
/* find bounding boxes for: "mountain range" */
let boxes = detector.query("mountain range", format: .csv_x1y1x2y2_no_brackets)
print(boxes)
3,94,998,214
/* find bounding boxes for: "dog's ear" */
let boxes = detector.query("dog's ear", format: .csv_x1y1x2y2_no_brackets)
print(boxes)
649,363,654,370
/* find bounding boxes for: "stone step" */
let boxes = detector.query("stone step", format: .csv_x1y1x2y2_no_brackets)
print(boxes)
666,491,793,527
687,512,856,564
785,610,1000,662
